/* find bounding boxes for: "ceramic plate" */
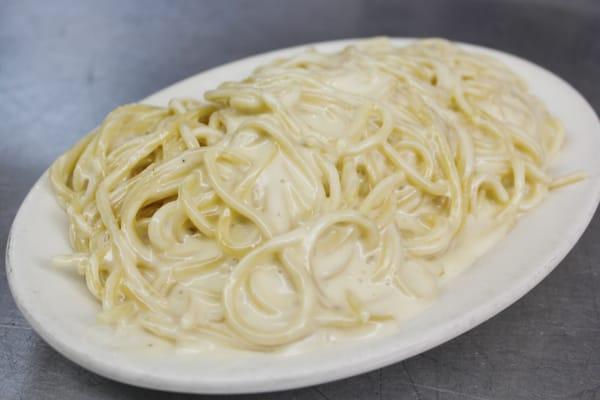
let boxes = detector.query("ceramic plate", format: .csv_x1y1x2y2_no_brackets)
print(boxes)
6,39,600,394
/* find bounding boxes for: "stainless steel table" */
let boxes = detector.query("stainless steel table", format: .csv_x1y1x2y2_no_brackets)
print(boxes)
1,1,599,398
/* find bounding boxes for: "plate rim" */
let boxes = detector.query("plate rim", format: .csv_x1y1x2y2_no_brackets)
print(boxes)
6,37,600,394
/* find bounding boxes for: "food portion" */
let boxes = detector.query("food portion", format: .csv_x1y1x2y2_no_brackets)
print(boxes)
50,38,576,351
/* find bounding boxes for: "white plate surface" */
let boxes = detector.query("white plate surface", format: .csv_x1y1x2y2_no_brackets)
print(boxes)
6,38,600,394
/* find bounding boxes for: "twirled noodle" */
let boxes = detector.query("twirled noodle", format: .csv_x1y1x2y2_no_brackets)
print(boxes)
50,38,583,351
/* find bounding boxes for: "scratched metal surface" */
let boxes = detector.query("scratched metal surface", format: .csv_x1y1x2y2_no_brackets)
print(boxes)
1,0,600,399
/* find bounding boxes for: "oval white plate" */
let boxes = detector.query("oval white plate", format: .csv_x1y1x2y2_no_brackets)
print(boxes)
6,38,600,394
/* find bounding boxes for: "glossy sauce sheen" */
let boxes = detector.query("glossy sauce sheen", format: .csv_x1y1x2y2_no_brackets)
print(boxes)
50,38,569,353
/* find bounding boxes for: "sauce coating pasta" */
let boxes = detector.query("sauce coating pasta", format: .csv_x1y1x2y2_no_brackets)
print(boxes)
50,38,579,351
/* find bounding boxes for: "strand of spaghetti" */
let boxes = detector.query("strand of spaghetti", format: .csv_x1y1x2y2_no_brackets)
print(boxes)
222,229,314,346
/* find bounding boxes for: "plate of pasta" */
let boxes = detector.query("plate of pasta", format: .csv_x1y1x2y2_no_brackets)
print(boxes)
6,38,600,393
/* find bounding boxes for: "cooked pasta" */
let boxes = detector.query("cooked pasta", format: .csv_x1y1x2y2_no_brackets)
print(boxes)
50,38,581,351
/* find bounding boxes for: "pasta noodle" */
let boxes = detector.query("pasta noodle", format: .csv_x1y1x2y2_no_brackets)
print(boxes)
50,38,579,351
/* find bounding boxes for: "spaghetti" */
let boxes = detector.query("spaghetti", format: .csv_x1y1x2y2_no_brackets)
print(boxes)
50,38,580,351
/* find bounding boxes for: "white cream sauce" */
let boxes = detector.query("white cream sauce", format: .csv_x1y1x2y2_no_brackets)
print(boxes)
53,39,563,355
